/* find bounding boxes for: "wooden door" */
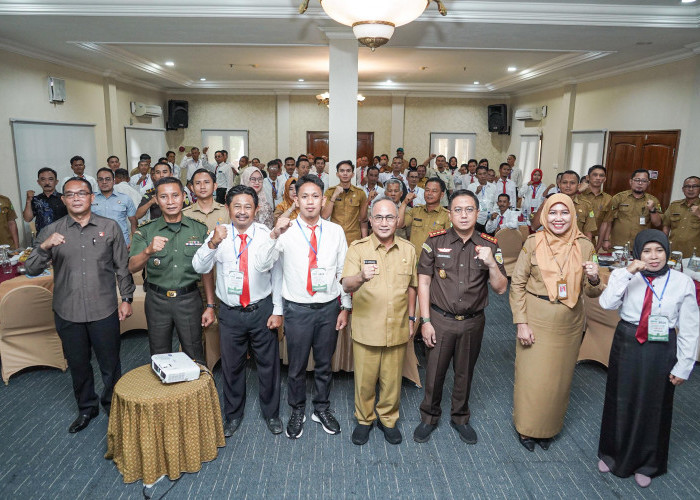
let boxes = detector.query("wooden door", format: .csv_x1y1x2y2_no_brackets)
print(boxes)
306,131,374,162
605,130,679,208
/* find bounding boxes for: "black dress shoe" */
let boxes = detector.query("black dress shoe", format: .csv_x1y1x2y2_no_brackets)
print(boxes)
223,417,242,437
68,407,99,434
266,417,283,435
413,422,437,443
537,438,552,450
351,423,373,445
377,420,402,445
451,421,478,444
518,434,536,452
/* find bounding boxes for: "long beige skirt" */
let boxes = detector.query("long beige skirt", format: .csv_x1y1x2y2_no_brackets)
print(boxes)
513,293,584,439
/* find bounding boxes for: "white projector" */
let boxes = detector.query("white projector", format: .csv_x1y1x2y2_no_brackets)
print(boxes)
151,352,201,383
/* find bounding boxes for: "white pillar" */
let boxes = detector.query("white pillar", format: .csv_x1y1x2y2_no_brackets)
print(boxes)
103,79,120,157
390,94,406,153
326,29,358,186
556,84,577,173
276,93,290,159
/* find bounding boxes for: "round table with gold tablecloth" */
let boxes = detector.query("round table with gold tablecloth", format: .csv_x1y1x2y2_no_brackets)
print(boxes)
105,365,225,484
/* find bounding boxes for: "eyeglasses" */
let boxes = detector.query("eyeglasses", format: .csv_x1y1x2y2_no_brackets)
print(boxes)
631,178,649,184
682,184,700,189
450,207,477,214
63,191,91,199
249,176,263,183
372,215,397,222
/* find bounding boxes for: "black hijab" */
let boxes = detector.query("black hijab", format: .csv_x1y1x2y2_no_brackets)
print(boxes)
633,229,670,278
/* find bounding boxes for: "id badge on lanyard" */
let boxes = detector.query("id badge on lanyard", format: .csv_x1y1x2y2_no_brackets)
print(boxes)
227,271,244,295
644,272,671,342
556,279,568,300
310,268,327,292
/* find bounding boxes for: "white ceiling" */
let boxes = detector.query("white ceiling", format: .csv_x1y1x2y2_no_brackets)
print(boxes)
0,1,698,96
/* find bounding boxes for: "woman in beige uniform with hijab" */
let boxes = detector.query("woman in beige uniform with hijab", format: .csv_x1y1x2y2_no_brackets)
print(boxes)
509,194,603,451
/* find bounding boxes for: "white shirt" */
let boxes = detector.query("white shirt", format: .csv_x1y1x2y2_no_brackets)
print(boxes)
406,186,426,207
520,183,547,220
599,268,699,380
255,218,351,308
169,162,181,179
468,182,497,225
379,172,408,188
315,172,329,192
180,155,213,181
114,181,142,208
263,176,285,208
212,161,235,189
193,222,283,313
361,184,384,200
461,172,478,187
509,167,523,194
485,209,522,233
280,171,296,183
129,173,153,195
58,174,97,193
356,166,369,185
495,178,517,208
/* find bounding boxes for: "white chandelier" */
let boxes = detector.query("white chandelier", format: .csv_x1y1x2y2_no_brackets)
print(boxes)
300,0,447,50
315,92,366,107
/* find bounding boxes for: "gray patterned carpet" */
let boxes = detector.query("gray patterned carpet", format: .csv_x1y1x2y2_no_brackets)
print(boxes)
1,287,698,499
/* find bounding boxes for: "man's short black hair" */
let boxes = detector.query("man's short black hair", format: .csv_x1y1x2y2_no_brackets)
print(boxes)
154,176,183,193
166,150,175,156
476,165,488,174
240,155,249,161
499,162,510,170
436,154,446,160
284,156,295,163
336,160,354,171
479,158,489,165
267,160,279,169
468,159,478,166
152,161,172,173
139,153,151,161
296,157,310,168
296,174,324,194
631,169,649,179
190,168,215,184
225,184,258,207
114,168,129,180
588,164,606,175
96,167,114,179
37,167,57,178
449,189,479,209
425,176,446,193
158,157,167,163
367,166,379,175
561,170,581,182
107,155,119,163
315,156,325,165
70,155,84,165
191,147,200,152
63,177,92,193
497,193,511,202
221,149,228,156
508,154,516,160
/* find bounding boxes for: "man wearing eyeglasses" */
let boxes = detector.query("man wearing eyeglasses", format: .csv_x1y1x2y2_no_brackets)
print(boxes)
413,189,507,445
341,198,417,446
91,168,137,246
603,169,662,249
662,176,700,257
25,177,134,433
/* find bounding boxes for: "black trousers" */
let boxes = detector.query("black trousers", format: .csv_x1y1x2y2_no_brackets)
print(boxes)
145,288,205,364
219,295,280,420
54,309,121,414
283,299,339,412
216,187,227,205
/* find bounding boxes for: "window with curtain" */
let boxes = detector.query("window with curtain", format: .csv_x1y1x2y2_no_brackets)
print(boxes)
201,129,248,163
125,127,167,171
518,133,542,181
568,130,606,177
429,133,477,166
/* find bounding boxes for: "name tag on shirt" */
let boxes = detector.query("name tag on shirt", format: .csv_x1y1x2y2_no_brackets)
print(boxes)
639,216,646,225
648,315,670,342
311,268,328,292
227,271,244,295
364,259,379,275
557,280,568,300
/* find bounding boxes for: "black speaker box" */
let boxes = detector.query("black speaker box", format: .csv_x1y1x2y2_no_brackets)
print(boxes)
488,104,508,133
167,100,188,129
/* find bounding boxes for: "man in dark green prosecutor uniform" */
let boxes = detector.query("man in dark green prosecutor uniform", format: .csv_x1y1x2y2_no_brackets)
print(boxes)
129,176,215,363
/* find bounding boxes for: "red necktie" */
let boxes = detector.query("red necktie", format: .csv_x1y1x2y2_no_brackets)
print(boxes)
361,168,365,184
271,180,278,200
239,234,250,307
502,180,506,194
306,225,318,296
498,215,504,228
635,276,655,344
470,174,475,184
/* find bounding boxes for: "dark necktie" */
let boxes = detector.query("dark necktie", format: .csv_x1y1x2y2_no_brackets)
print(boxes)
635,277,655,344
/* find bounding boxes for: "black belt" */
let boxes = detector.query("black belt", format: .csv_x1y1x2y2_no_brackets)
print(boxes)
430,304,483,321
285,298,338,310
147,282,198,298
527,290,553,301
225,295,270,312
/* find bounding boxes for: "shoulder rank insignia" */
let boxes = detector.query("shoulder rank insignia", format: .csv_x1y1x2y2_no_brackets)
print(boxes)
480,233,498,244
138,219,155,228
589,210,595,218
429,229,447,237
422,242,432,253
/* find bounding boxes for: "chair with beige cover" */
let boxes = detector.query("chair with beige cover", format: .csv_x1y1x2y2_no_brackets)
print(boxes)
578,295,619,367
0,285,67,384
495,227,525,277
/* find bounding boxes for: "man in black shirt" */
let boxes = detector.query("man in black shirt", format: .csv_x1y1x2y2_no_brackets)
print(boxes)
22,167,68,234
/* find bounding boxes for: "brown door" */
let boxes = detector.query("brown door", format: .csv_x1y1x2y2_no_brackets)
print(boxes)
606,130,679,209
306,131,374,162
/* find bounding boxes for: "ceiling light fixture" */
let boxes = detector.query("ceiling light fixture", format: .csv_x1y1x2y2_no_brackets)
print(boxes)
473,81,480,85
385,79,393,84
681,1,696,4
315,92,366,107
507,66,517,72
298,78,305,82
200,78,207,81
299,0,447,51
164,61,175,67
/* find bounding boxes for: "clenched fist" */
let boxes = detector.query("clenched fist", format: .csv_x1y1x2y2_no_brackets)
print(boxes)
146,236,169,255
40,232,65,251
210,224,228,247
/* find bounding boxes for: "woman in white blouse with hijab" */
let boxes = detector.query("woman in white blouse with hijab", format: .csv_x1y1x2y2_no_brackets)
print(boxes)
597,229,699,488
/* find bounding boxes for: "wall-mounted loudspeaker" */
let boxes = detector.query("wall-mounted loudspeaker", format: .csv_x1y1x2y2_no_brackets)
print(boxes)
167,100,189,130
487,104,509,134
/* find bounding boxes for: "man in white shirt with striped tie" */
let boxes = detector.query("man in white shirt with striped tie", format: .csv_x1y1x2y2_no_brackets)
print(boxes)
494,162,517,208
256,175,351,440
193,185,284,438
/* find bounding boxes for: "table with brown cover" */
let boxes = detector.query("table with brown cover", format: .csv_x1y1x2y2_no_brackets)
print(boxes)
105,365,225,484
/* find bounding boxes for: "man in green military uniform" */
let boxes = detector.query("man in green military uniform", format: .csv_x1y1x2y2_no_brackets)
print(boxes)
399,177,451,258
129,177,215,363
603,169,662,250
663,175,700,257
0,194,19,247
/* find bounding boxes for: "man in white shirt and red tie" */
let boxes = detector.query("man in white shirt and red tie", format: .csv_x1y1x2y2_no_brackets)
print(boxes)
495,162,517,208
193,185,284,438
406,170,426,207
485,194,522,234
314,157,329,192
129,160,154,196
461,159,478,187
256,175,351,439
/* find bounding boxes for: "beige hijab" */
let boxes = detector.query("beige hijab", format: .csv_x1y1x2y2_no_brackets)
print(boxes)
535,194,584,308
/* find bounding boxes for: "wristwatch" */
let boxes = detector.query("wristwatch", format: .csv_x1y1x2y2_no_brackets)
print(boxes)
206,303,216,309
340,306,352,312
408,316,416,322
420,317,431,324
121,297,133,304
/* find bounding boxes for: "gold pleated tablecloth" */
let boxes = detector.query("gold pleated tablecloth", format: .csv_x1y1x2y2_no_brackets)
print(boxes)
105,365,225,484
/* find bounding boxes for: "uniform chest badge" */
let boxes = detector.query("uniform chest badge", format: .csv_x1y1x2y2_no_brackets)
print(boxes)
438,269,447,279
99,232,105,237
153,258,161,266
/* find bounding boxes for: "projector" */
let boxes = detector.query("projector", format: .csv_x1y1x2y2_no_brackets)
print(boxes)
151,352,201,383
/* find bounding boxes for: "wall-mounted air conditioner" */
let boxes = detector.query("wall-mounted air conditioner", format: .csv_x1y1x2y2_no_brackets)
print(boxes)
131,102,163,117
515,108,543,121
